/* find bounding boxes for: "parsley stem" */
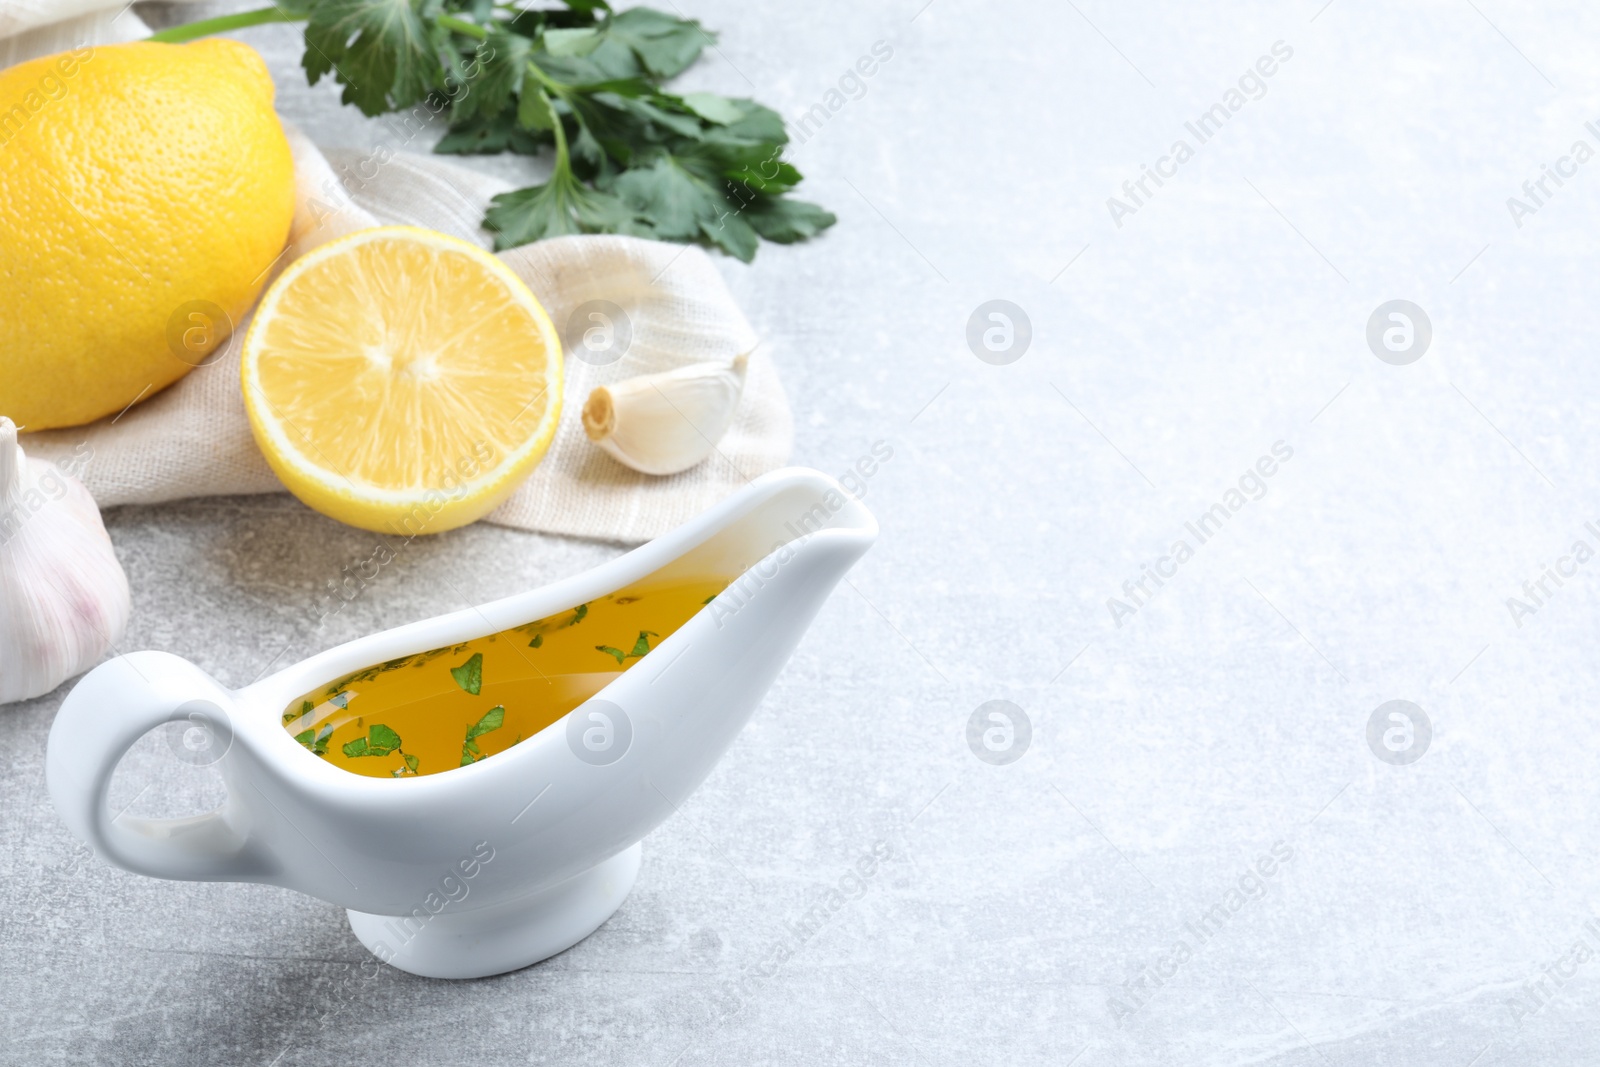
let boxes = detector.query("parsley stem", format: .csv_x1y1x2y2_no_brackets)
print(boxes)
435,13,489,40
524,61,571,95
146,7,300,43
538,88,572,174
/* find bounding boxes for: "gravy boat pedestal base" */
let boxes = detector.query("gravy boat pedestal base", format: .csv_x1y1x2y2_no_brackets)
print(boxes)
348,843,642,979
46,468,876,978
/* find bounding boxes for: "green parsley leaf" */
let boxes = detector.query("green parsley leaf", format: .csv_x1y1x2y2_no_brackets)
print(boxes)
610,155,758,261
302,0,449,117
680,92,743,125
745,197,838,244
450,652,483,695
718,98,788,144
467,705,506,740
435,110,550,155
460,706,506,765
700,209,760,262
452,28,531,123
368,724,403,755
725,161,801,195
343,723,402,758
603,6,709,79
528,633,544,648
531,42,639,87
517,82,557,131
596,92,704,140
484,168,636,248
596,630,659,664
544,27,603,57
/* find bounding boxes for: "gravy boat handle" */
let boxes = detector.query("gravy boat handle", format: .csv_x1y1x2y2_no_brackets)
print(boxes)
46,650,272,882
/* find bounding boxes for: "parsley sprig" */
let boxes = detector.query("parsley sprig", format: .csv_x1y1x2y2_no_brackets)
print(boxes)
149,0,834,261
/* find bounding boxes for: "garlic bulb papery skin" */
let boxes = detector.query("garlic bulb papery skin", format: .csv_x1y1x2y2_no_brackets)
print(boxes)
582,352,750,476
0,417,130,705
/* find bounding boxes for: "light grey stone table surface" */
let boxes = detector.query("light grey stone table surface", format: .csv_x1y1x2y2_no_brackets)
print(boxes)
8,0,1600,1063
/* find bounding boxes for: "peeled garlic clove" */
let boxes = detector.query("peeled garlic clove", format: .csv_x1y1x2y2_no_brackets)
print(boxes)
0,418,130,705
582,352,750,476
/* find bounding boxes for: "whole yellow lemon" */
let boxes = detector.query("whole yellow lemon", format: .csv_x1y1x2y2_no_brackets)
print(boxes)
0,39,295,430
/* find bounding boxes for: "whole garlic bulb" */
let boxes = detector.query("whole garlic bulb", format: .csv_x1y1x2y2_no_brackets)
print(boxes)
581,352,750,476
0,418,130,704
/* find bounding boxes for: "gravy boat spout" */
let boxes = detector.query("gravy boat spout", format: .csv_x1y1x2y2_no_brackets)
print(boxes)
46,467,877,978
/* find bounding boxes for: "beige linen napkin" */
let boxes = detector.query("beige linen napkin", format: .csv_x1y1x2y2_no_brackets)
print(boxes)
10,30,792,544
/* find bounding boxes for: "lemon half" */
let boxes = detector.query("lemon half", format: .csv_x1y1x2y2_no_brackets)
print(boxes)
241,226,563,534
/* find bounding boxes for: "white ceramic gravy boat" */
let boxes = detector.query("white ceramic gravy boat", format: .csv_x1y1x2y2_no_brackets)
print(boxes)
46,468,875,978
